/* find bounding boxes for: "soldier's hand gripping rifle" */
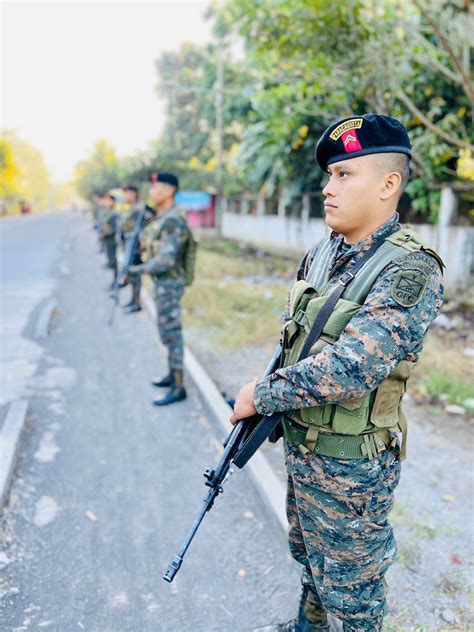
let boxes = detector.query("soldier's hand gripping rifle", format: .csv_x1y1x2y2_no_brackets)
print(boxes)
108,207,146,326
163,343,283,583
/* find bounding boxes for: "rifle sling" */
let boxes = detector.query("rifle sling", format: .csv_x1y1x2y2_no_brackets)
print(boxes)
297,237,387,361
233,236,388,469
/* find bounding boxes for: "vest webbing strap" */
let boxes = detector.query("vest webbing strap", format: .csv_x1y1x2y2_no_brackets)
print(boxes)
283,422,392,459
297,237,389,362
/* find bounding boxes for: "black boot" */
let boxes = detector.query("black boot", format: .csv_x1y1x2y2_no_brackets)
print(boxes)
124,302,141,313
256,586,329,632
153,370,186,406
123,288,141,313
151,372,174,388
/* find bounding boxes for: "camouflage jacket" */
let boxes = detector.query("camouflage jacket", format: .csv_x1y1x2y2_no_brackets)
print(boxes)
101,209,119,241
141,205,189,283
253,214,444,416
122,203,156,236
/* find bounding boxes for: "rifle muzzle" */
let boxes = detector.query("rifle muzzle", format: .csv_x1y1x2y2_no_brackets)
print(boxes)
163,555,182,583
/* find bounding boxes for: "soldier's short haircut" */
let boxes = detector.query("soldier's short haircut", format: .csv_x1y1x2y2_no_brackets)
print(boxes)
375,153,410,193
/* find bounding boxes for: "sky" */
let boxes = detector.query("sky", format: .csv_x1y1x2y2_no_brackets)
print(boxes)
2,1,213,182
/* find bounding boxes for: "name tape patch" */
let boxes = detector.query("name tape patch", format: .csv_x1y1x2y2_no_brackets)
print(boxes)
329,118,363,141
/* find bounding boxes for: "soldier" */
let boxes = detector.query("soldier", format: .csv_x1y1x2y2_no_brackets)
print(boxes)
100,192,119,289
129,172,191,406
120,185,155,313
230,114,444,631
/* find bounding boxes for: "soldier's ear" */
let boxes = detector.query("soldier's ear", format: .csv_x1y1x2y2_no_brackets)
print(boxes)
380,171,402,201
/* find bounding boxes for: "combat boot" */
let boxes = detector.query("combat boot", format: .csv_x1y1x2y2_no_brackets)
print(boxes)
123,302,141,313
123,288,141,313
255,586,330,632
151,372,174,387
153,370,186,406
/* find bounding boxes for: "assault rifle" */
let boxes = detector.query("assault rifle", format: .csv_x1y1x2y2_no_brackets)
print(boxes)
163,343,283,583
108,207,146,326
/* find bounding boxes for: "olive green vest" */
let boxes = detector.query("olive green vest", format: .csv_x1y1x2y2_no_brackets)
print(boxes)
143,206,196,285
281,228,443,459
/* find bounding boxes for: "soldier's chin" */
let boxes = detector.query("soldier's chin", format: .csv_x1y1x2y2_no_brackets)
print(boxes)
324,212,341,233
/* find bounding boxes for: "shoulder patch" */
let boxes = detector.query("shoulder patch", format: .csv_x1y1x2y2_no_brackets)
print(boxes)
391,253,438,307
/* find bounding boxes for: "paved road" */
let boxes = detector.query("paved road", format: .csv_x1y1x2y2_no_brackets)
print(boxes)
0,212,71,412
0,212,299,631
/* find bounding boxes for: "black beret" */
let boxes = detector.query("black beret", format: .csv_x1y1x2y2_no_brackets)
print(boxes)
316,114,411,171
123,184,139,194
149,171,179,189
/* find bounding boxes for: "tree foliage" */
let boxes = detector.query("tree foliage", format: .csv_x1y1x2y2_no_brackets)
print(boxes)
74,138,122,199
0,138,19,203
74,0,473,221
136,42,253,193
1,131,53,213
212,0,473,218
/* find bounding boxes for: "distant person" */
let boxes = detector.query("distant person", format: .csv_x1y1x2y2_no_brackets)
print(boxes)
19,200,31,215
120,185,156,314
128,172,195,406
100,193,119,289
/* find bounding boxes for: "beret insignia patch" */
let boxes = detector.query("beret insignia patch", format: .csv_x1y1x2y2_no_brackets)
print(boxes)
341,129,363,153
391,267,430,307
329,118,363,141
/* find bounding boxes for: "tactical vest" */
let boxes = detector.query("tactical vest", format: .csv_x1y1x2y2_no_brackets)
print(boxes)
281,228,443,460
143,207,197,286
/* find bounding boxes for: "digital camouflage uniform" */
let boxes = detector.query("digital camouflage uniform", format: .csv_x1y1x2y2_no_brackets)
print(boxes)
253,214,444,630
122,203,156,302
141,205,190,372
101,208,119,276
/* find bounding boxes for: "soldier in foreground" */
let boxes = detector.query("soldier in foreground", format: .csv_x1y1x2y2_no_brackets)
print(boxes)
129,172,192,406
230,114,444,631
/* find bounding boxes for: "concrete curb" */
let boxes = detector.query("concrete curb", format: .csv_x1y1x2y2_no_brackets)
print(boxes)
0,399,29,509
34,298,58,339
140,288,287,532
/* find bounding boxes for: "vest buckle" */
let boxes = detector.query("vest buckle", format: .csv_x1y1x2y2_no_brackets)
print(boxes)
339,271,355,286
293,308,306,326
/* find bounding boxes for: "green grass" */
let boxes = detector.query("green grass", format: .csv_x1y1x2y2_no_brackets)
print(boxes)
420,372,474,409
182,245,292,350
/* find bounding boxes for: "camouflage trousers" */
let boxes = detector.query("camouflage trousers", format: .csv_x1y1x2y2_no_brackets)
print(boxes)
285,440,401,630
104,239,117,275
153,282,185,371
129,251,142,292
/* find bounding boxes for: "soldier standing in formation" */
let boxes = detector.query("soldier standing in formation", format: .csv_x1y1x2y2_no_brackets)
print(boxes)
121,185,149,313
231,114,444,631
100,192,120,289
128,172,192,407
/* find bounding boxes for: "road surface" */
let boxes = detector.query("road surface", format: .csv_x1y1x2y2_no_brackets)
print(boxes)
0,211,299,631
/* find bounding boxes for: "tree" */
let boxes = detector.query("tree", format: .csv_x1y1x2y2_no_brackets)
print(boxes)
0,138,20,211
1,131,53,212
146,42,252,193
74,138,122,200
212,0,473,219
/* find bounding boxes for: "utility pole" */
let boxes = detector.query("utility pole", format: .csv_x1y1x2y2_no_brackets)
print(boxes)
215,43,225,233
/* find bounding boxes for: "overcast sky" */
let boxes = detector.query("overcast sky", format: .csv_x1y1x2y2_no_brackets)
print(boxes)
2,1,212,182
